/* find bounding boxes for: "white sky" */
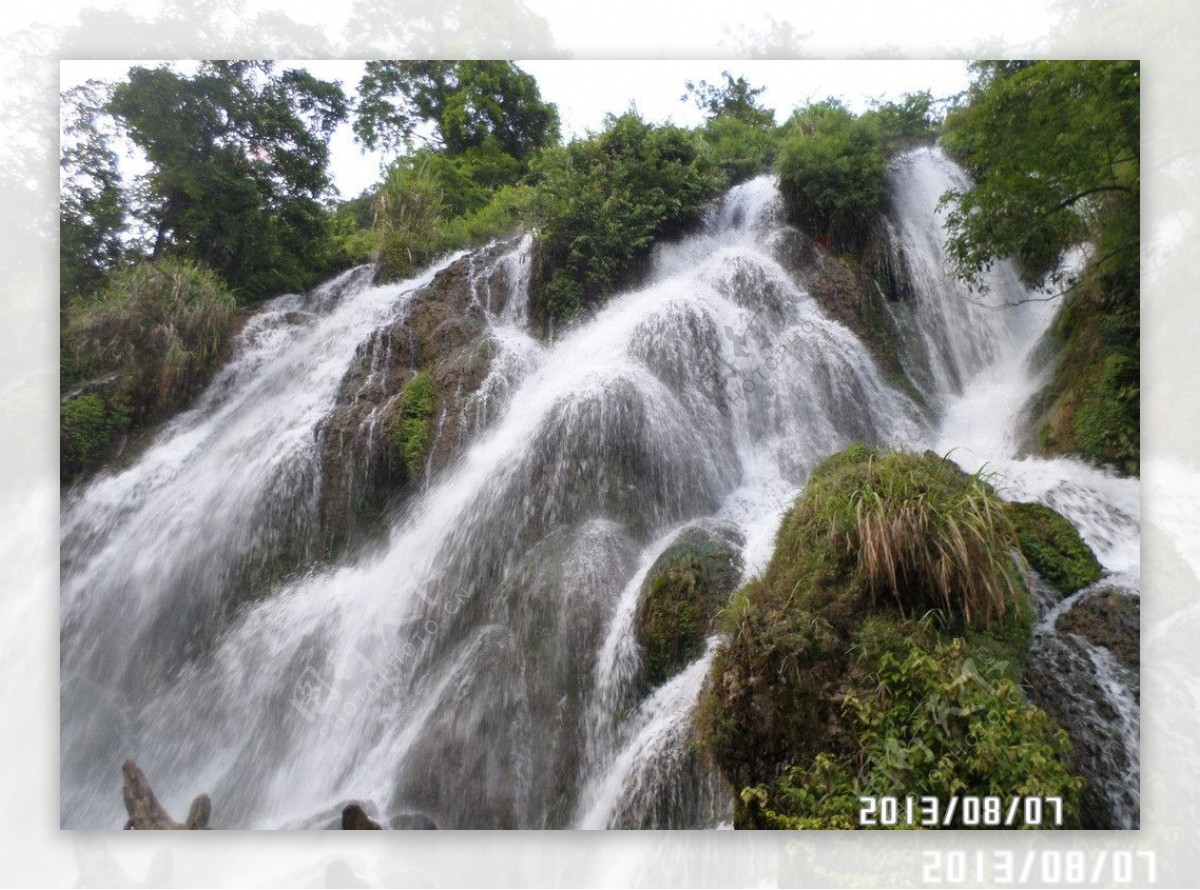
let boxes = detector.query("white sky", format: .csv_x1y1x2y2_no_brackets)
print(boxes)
62,59,971,199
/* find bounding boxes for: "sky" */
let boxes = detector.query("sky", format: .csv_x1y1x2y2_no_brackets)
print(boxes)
61,59,972,199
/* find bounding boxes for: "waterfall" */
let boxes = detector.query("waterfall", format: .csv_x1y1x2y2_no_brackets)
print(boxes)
60,146,1139,829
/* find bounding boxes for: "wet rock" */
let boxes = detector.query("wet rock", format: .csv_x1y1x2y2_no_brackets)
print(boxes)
389,812,438,830
341,803,383,829
769,226,909,391
316,240,522,561
1057,588,1140,671
1025,585,1140,829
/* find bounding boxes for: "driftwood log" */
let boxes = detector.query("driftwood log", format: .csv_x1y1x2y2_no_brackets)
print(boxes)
122,760,210,829
120,760,392,829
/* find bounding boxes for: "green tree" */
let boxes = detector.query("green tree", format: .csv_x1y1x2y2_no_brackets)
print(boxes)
109,61,348,300
354,60,559,161
940,61,1139,293
775,99,885,252
529,112,721,323
60,80,128,305
682,70,775,128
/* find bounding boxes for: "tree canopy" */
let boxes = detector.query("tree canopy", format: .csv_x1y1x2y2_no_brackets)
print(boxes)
940,60,1139,293
682,71,775,128
60,81,128,306
110,61,349,299
354,60,559,160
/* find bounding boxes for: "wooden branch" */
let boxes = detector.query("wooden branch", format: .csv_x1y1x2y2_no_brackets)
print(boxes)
1040,184,1136,217
121,760,210,830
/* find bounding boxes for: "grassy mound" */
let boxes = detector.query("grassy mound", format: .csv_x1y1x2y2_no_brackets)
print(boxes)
697,444,1080,828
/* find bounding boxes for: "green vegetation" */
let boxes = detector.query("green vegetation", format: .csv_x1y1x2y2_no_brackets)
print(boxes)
775,101,886,253
110,61,349,301
529,113,722,324
1007,502,1103,595
389,371,437,480
355,61,559,161
775,94,937,253
635,528,742,690
60,258,238,482
61,393,128,479
750,625,1082,829
60,81,127,306
697,445,1079,829
941,61,1139,474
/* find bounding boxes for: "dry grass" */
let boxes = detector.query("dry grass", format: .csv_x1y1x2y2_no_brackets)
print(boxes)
836,450,1021,629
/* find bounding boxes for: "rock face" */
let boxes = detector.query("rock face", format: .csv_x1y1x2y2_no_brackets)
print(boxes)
768,225,911,396
315,239,523,562
121,761,210,830
1056,588,1139,671
635,524,743,691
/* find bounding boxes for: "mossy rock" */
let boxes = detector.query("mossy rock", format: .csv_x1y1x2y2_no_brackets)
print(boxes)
636,526,743,690
1007,501,1103,596
697,445,1079,827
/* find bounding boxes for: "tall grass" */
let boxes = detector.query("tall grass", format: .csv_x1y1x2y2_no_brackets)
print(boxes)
828,450,1021,629
61,258,238,480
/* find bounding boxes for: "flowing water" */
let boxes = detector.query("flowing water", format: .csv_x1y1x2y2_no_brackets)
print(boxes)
60,147,1140,829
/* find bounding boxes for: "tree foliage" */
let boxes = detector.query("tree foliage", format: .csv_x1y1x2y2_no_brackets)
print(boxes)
110,61,349,300
528,112,721,323
775,100,886,252
682,70,775,128
60,80,128,305
354,60,559,160
940,61,1139,292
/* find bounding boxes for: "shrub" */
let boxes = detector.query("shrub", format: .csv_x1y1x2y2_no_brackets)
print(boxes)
700,115,779,184
373,156,450,283
753,628,1083,829
775,100,886,253
60,258,238,482
529,112,722,324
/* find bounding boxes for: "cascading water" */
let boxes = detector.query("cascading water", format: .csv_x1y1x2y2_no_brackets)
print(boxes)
60,146,1139,829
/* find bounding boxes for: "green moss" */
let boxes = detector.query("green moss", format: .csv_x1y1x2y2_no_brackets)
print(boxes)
1007,502,1103,595
388,371,437,480
697,445,1079,829
636,528,742,689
